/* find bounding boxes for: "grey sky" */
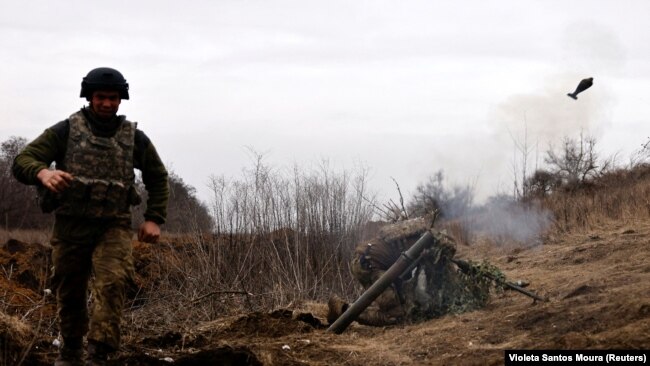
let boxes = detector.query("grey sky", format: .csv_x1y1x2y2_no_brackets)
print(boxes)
2,0,649,204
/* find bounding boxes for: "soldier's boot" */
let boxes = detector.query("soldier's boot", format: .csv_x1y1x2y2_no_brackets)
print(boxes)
54,337,84,366
85,341,112,366
327,295,349,324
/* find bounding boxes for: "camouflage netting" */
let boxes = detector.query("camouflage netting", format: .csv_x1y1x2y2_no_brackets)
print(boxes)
373,217,496,321
358,217,431,271
352,217,503,325
401,255,496,321
377,217,429,244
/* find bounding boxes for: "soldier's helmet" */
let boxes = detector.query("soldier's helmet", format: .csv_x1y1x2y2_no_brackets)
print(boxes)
80,67,129,100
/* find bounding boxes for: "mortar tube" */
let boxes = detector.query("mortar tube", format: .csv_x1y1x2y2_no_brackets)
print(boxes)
327,231,436,334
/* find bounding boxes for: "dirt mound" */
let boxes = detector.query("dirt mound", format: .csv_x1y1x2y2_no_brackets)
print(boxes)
122,309,333,366
0,239,56,332
174,346,262,366
0,239,50,294
224,310,319,338
139,309,324,349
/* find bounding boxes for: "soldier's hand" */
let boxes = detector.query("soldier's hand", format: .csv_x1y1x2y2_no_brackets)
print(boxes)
138,220,161,243
37,169,74,193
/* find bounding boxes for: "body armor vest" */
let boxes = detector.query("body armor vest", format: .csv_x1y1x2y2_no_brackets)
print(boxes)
55,111,138,218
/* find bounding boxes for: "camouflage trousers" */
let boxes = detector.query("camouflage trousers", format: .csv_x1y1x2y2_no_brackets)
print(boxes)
350,255,405,326
50,216,135,350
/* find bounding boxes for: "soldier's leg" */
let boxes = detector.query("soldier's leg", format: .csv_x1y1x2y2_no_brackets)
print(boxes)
51,237,93,363
87,223,135,352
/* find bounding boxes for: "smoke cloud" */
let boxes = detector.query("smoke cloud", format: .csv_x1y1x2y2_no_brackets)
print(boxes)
471,199,552,247
468,22,627,246
493,73,610,144
494,21,624,148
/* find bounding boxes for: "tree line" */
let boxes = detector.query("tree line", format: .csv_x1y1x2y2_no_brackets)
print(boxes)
2,132,635,233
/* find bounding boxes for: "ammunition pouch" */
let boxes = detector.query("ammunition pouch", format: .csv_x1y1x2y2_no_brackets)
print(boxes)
55,178,140,218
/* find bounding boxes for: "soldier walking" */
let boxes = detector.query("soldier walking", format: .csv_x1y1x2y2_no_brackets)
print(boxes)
12,67,169,366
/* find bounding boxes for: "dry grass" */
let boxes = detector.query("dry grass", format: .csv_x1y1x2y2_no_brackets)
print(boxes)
541,165,650,232
121,164,650,335
3,162,650,364
123,160,376,334
124,224,370,335
0,230,49,248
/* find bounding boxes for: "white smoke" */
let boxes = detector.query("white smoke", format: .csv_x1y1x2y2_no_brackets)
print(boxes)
470,198,553,247
463,22,627,247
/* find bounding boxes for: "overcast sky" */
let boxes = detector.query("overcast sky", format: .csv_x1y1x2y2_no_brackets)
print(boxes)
1,0,649,205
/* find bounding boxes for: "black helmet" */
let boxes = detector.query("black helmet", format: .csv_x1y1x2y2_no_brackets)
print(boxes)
80,67,130,100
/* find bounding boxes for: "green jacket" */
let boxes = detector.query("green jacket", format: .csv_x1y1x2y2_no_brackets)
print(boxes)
12,108,169,224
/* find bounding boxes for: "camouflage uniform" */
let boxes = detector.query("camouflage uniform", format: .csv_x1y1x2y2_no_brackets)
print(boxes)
12,107,169,352
336,218,489,326
50,219,135,349
349,218,430,326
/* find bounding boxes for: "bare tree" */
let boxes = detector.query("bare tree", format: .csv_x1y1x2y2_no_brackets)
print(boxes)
629,136,650,168
368,178,409,222
0,137,51,230
545,132,610,186
523,169,561,198
132,170,214,234
508,120,539,200
198,153,376,309
407,170,474,220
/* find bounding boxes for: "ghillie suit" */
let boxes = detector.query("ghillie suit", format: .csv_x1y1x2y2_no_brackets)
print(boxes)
400,250,498,322
329,217,496,326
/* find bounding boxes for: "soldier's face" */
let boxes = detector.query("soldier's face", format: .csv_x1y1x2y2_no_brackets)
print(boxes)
91,90,121,119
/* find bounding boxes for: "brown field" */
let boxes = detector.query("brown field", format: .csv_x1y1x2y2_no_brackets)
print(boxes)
2,168,650,365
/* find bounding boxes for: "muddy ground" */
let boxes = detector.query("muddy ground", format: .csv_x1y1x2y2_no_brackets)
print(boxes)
1,218,649,365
